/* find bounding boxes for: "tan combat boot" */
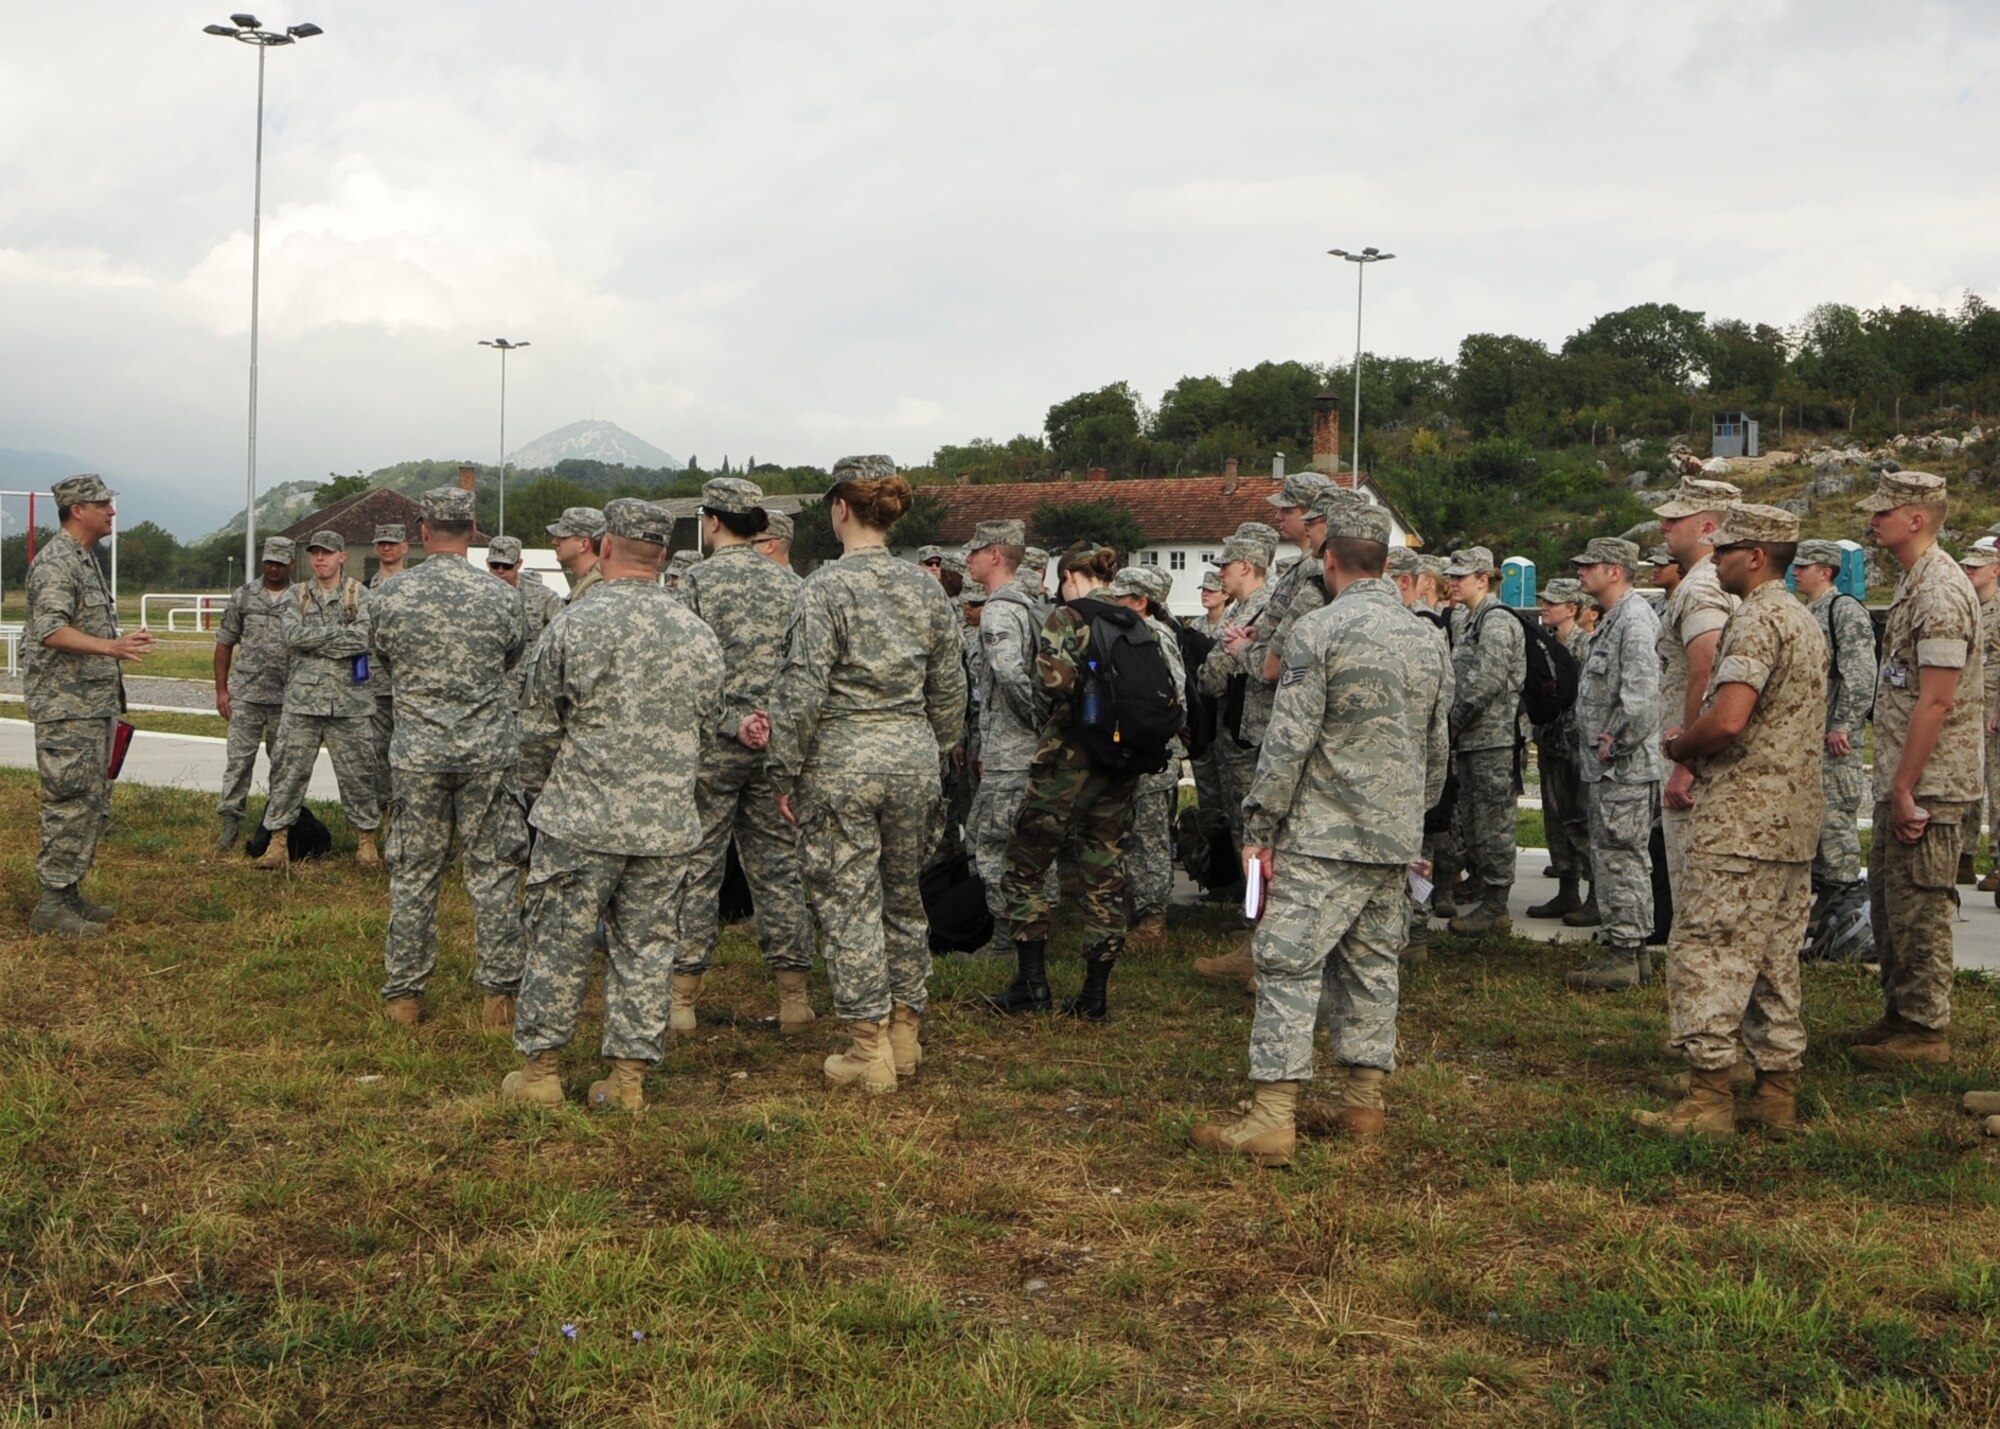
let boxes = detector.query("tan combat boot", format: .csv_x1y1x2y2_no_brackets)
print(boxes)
481,993,516,1031
824,1018,897,1094
887,1003,923,1077
669,973,702,1034
252,826,290,870
1127,912,1168,953
774,970,816,1036
1334,1066,1388,1136
1852,1027,1950,1069
1448,896,1512,937
1632,1065,1737,1140
1657,1060,1756,1098
28,886,106,939
1957,851,1977,886
1293,1066,1349,1137
1962,1090,2000,1117
384,995,422,1027
588,1058,648,1111
501,1049,564,1106
1980,869,2000,894
355,831,382,868
1986,1116,2000,1139
1827,1011,1910,1047
1192,937,1256,982
1741,1069,1800,1133
1190,1081,1299,1167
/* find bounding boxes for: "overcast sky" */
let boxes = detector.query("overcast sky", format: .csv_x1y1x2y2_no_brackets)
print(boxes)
4,0,1996,531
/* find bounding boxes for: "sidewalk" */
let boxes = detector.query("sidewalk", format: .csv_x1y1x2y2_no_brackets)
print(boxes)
0,718,342,804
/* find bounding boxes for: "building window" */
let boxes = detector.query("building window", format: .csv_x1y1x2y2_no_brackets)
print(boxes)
1170,551,1186,570
1139,550,1159,566
1199,551,1216,566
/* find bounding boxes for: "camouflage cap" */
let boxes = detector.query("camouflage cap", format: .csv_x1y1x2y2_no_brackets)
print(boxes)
603,498,672,545
1855,468,1947,513
830,454,897,484
762,510,794,542
667,548,703,570
961,587,989,606
1444,545,1497,577
1021,546,1052,573
1385,545,1422,575
1417,554,1451,579
1795,538,1845,570
1305,485,1364,523
306,528,346,553
1572,536,1641,570
1199,569,1224,592
1959,545,1999,570
939,549,968,578
1540,577,1586,606
1653,476,1744,519
701,477,765,514
372,523,409,544
1704,502,1799,547
917,545,946,565
486,535,524,566
967,519,1027,552
1268,471,1334,509
1104,568,1153,600
1645,544,1675,567
547,505,606,539
1323,504,1392,543
260,536,296,565
51,473,116,505
420,487,475,524
1209,534,1272,569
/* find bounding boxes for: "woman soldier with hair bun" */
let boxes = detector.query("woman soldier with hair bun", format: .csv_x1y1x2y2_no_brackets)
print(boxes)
767,456,967,1095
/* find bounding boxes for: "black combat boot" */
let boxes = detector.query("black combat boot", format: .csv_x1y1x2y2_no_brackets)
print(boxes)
983,938,1052,1015
1061,938,1121,1020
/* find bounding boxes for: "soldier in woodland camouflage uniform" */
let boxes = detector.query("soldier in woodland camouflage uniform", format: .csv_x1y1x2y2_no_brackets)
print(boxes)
1794,540,1875,927
23,474,153,937
768,458,966,1094
1443,545,1525,934
1528,578,1592,920
1191,504,1451,1166
501,499,724,1112
1843,471,1984,1068
548,506,606,604
1960,546,2000,886
367,522,411,811
255,530,382,867
1105,565,1187,949
1568,537,1663,990
212,536,297,852
965,520,1047,961
368,489,528,1029
1636,505,1825,1139
675,477,816,1036
484,536,564,703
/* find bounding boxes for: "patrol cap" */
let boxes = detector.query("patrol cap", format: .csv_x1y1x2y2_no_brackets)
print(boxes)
967,519,1026,552
1268,471,1334,509
1959,546,1999,570
1132,566,1171,603
486,535,524,566
1855,468,1947,513
1572,536,1641,570
917,545,946,565
52,474,116,505
762,510,794,542
1323,504,1392,543
829,454,897,487
1795,539,1845,570
701,477,765,514
603,498,672,545
1105,568,1153,600
306,529,346,554
1306,485,1364,524
1540,577,1586,606
260,536,296,565
1444,545,1497,577
1199,570,1224,592
1209,534,1272,569
372,523,408,544
1704,502,1799,547
1645,544,1675,567
1021,546,1052,574
420,487,476,524
1653,476,1744,519
939,550,969,578
667,548,703,570
1416,554,1451,579
547,505,606,539
961,587,989,607
1385,545,1422,575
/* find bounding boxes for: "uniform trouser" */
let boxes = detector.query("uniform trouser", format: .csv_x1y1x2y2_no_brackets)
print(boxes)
926,753,964,869
1667,853,1811,1071
1451,746,1516,895
1191,747,1229,842
678,749,813,976
796,770,937,1022
263,711,380,833
1212,735,1260,848
1662,801,1693,903
1537,739,1589,882
1586,778,1657,949
35,717,112,889
514,830,691,1063
1986,736,2000,855
372,696,395,807
216,700,284,821
1812,756,1866,889
969,767,1032,952
1125,773,1179,919
1004,754,1140,946
1868,798,1973,1032
382,767,529,1000
1249,856,1406,1081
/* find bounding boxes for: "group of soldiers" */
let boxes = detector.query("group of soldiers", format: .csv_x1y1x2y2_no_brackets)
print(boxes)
18,463,2000,1143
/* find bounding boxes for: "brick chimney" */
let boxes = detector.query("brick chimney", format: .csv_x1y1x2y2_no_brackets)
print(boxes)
1311,393,1342,475
1222,456,1239,479
1085,466,1107,483
458,464,478,492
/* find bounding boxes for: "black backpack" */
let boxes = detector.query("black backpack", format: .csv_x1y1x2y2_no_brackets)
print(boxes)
1073,603,1182,778
244,805,334,862
919,851,993,953
1477,603,1578,728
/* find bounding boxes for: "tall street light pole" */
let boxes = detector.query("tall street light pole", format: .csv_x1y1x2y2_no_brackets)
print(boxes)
206,14,323,583
478,339,530,537
1327,246,1395,481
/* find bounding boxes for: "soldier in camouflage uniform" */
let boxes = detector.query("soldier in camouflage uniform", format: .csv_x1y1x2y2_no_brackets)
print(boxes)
1106,565,1187,950
484,535,565,701
1568,537,1663,990
23,474,153,937
753,509,795,569
1386,545,1450,958
1187,567,1232,857
675,477,816,1036
1844,471,1984,1068
664,548,702,596
502,499,724,1111
367,522,411,812
1195,523,1279,849
965,520,1048,963
254,530,382,867
768,458,966,1094
1191,504,1451,1165
1794,540,1875,929
212,535,297,853
367,489,528,1029
548,506,606,604
1528,578,1592,920
1961,546,2000,885
1443,545,1525,934
1637,505,1825,1138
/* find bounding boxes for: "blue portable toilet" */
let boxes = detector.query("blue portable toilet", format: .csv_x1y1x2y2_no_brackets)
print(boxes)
1502,556,1536,607
1784,537,1868,599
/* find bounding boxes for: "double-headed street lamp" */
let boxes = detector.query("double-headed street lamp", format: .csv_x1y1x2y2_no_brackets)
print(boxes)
205,13,323,583
478,338,530,537
1327,246,1395,481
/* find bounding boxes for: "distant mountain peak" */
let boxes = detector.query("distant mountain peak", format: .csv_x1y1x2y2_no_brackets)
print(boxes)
509,420,680,473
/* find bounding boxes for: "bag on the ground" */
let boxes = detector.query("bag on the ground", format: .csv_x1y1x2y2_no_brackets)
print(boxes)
244,805,334,862
1076,611,1181,777
1175,804,1239,891
921,850,993,953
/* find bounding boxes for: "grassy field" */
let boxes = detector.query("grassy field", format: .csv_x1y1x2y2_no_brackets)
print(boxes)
0,700,228,740
3,771,1999,1424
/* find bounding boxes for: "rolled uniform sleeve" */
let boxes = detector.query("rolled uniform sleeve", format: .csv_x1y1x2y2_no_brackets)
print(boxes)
1710,613,1777,696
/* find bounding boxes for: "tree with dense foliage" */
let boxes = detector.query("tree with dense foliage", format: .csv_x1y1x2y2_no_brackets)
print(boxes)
1028,499,1148,562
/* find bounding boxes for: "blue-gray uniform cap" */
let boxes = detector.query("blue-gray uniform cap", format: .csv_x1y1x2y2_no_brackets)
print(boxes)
261,536,297,565
52,473,116,505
